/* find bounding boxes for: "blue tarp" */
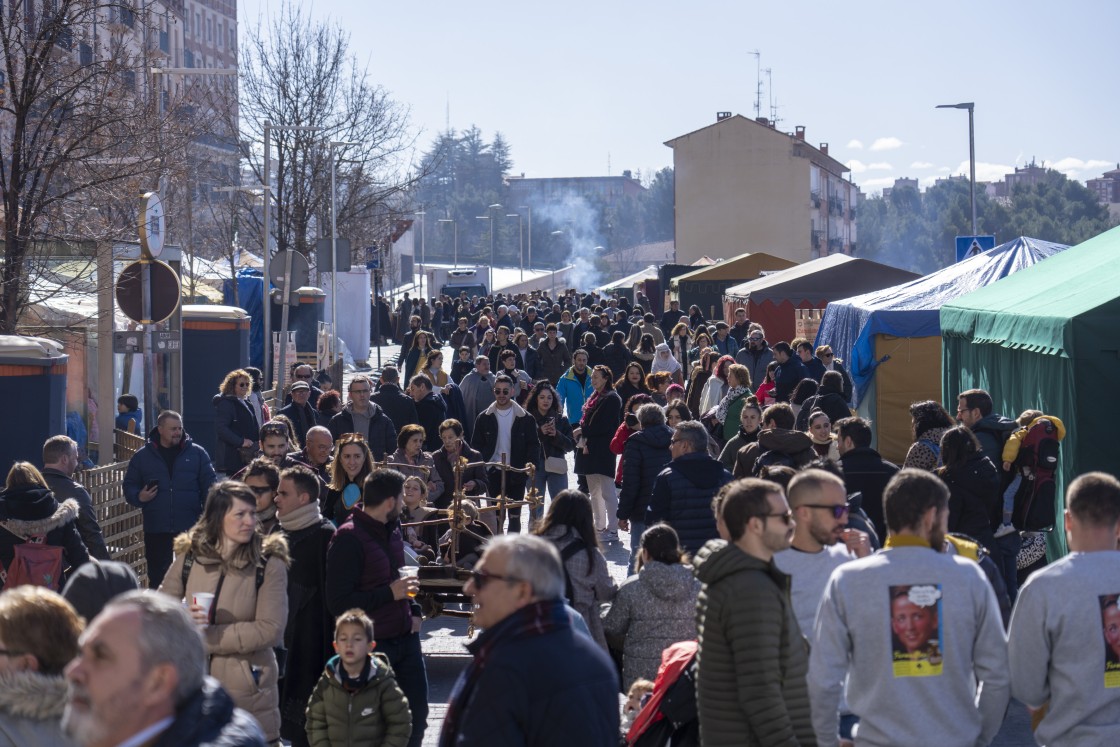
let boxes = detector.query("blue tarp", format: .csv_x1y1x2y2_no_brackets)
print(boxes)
814,236,1069,407
223,269,267,369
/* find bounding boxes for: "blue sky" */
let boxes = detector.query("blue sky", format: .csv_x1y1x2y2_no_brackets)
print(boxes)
240,0,1119,193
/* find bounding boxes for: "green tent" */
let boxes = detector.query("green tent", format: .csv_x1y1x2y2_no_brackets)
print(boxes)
940,224,1120,558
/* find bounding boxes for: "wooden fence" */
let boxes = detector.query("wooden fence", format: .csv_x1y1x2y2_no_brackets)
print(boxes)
77,429,150,587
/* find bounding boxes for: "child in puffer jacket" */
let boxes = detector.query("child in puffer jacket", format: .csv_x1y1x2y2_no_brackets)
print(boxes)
305,609,411,747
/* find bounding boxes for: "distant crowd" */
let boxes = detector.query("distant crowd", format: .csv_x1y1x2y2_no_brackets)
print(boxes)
0,285,1115,747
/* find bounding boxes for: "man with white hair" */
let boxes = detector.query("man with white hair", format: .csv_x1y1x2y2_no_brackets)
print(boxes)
63,590,265,747
439,534,619,746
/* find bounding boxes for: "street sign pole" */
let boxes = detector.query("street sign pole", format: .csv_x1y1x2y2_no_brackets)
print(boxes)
373,265,382,370
277,248,295,396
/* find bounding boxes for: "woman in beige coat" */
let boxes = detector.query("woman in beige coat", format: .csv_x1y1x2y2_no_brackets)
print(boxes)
160,480,290,744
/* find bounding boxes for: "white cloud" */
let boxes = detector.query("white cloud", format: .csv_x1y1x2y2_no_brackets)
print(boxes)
919,175,940,188
911,161,934,169
857,176,896,192
846,139,864,150
868,162,893,171
847,159,867,174
1049,157,1113,177
957,161,1014,183
870,137,903,151
937,166,952,172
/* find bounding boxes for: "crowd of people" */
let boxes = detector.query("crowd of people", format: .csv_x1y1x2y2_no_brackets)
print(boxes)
0,285,1116,747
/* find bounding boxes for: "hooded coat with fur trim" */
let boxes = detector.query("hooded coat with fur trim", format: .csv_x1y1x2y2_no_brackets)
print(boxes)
160,532,290,743
0,485,89,590
0,669,76,746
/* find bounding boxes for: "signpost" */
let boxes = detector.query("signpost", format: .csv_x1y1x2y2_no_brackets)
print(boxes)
955,235,996,262
270,249,309,393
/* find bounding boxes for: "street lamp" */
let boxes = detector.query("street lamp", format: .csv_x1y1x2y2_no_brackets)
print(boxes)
936,102,977,235
475,203,502,294
518,205,533,271
550,230,566,298
260,120,320,392
413,210,426,300
506,213,523,281
438,218,458,268
330,140,360,368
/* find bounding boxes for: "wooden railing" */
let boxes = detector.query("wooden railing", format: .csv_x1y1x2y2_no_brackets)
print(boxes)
114,428,146,461
78,459,149,588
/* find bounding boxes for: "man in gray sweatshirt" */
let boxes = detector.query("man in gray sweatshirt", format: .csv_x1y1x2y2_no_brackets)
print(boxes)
1008,471,1120,746
808,469,1009,747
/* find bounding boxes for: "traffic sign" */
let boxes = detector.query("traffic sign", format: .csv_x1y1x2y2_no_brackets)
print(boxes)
153,330,181,352
138,192,166,258
269,249,309,306
112,331,144,354
116,259,181,324
955,235,996,262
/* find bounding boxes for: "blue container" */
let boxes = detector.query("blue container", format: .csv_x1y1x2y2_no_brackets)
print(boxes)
181,305,250,460
0,336,68,469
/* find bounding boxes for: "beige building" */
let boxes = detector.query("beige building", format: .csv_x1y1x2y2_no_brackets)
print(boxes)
665,114,858,265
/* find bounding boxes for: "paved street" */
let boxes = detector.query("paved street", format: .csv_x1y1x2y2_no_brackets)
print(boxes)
347,343,1035,747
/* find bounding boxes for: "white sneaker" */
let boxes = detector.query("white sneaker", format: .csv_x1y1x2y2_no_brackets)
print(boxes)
993,523,1016,539
599,530,619,543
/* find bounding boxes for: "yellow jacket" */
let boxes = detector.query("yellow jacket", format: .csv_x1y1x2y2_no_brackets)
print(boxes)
1001,415,1066,465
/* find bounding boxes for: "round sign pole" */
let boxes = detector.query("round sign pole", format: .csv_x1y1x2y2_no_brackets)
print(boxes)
138,192,167,428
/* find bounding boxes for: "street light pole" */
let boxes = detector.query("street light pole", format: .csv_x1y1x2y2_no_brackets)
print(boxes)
550,230,565,298
936,102,977,235
438,218,458,268
518,206,532,271
506,213,523,281
475,203,502,294
330,140,359,368
414,210,426,300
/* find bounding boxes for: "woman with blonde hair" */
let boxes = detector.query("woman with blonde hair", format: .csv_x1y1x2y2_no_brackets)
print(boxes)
213,369,260,475
160,480,290,744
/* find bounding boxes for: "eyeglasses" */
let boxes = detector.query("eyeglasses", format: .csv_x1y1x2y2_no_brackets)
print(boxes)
260,424,289,437
0,648,24,658
493,388,512,395
821,354,834,359
247,485,274,496
749,336,763,342
759,511,793,525
237,381,251,388
469,569,522,589
802,504,849,519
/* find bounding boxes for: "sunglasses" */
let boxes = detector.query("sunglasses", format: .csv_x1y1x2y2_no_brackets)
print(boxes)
802,504,849,519
761,511,794,525
247,485,274,496
469,569,521,589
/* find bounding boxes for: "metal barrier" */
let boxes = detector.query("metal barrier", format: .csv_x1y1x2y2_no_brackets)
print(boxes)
79,460,149,588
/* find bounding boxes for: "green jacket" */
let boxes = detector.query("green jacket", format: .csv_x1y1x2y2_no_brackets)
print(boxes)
305,653,411,747
693,540,816,747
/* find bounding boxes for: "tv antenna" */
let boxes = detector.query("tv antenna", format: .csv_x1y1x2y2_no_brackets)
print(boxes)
750,50,762,117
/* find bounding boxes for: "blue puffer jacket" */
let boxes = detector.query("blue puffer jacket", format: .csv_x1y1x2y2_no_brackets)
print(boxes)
124,428,217,534
555,366,594,423
152,677,267,747
617,423,673,522
647,452,733,554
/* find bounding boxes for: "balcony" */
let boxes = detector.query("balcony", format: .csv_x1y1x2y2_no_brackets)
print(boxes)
810,191,821,208
811,230,824,250
828,238,842,253
848,206,857,220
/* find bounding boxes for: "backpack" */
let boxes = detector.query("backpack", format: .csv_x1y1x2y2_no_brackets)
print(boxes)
1011,419,1061,531
751,448,796,477
1,531,65,590
559,538,587,605
631,650,700,747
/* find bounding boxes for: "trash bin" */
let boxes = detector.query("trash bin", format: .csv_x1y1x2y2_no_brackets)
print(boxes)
181,305,250,460
290,286,325,355
0,335,68,468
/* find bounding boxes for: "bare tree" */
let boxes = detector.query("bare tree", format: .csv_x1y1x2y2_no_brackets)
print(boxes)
0,1,219,333
237,1,423,262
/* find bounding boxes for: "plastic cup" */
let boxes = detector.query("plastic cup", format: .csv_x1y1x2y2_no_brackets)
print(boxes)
399,566,419,598
192,592,215,616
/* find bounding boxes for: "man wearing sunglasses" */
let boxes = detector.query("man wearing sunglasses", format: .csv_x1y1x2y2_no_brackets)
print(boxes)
775,469,871,743
441,535,618,746
694,477,813,747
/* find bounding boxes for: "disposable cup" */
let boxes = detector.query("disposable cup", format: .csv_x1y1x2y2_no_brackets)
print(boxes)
192,592,216,616
400,566,419,598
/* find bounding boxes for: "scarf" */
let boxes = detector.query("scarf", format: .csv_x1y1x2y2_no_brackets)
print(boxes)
278,499,323,531
715,385,749,424
651,343,681,376
257,503,277,526
339,655,373,693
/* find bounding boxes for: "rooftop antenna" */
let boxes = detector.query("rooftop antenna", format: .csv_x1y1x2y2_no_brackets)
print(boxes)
750,50,762,117
767,68,780,127
445,92,450,134
607,152,611,176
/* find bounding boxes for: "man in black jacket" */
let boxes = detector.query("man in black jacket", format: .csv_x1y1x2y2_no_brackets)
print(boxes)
327,375,397,460
647,421,734,554
836,416,900,539
659,299,683,339
472,375,540,534
64,591,267,747
373,366,419,431
409,375,448,452
772,341,809,402
277,381,317,447
41,435,110,560
617,403,673,572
